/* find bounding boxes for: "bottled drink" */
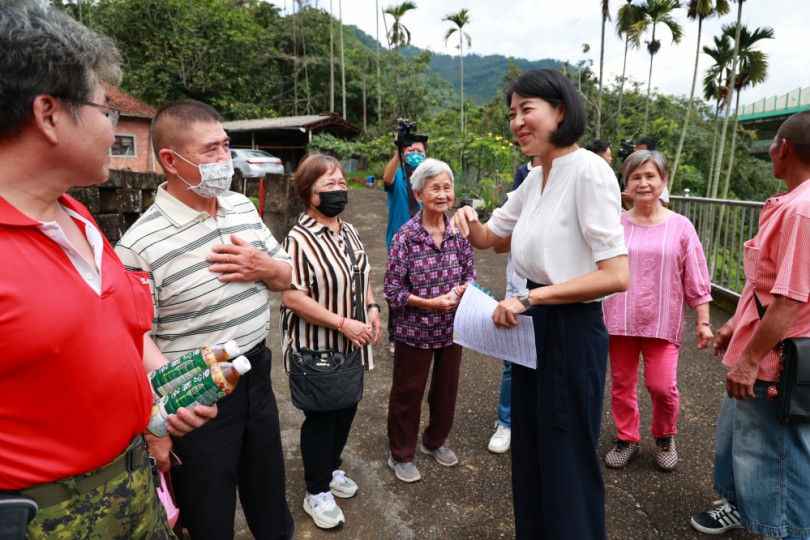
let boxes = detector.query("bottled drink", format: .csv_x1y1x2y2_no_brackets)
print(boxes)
147,356,251,437
148,341,240,398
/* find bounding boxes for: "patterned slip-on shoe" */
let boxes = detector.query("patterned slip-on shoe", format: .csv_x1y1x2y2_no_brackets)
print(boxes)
605,438,640,469
655,435,678,471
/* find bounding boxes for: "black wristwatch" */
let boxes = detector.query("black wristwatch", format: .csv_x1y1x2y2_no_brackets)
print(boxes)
517,289,532,310
366,303,381,312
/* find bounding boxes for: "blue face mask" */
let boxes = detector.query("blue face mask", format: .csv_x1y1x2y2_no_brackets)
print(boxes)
405,152,425,169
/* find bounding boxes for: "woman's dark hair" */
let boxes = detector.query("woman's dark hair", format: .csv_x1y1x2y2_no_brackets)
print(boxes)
586,139,611,155
505,69,586,147
294,153,344,206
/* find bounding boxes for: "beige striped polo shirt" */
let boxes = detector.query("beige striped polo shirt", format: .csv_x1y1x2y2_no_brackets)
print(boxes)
116,185,291,360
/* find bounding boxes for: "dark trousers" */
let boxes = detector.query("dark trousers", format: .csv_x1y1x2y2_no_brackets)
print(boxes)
511,293,608,540
170,344,294,540
300,404,358,494
387,342,462,462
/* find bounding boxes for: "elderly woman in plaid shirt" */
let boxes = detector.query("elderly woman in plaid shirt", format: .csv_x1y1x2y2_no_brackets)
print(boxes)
383,158,476,483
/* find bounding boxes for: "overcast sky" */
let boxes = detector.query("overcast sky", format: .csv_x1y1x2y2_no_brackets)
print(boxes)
271,0,808,107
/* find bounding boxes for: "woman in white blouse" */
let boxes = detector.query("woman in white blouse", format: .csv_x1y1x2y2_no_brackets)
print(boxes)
451,69,629,539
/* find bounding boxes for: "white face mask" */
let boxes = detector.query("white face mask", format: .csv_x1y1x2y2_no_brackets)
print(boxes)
171,150,234,199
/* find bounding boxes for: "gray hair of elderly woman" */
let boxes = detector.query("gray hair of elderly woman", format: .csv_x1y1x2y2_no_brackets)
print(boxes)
409,158,454,192
621,150,670,185
0,1,122,141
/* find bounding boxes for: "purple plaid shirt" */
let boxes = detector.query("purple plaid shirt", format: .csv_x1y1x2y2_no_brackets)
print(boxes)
384,211,476,349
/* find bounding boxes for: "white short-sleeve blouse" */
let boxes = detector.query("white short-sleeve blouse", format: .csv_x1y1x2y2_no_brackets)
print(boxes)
487,148,627,292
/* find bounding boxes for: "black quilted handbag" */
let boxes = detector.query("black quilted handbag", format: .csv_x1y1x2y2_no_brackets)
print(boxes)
286,231,369,411
754,293,810,423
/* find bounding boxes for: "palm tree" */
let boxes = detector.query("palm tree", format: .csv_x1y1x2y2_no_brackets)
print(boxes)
669,0,730,192
596,0,611,139
702,33,734,194
443,9,472,133
719,22,774,199
633,0,684,135
384,1,417,51
615,1,645,124
709,0,744,200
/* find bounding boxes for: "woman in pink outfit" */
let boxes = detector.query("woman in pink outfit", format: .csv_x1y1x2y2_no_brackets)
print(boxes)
603,150,714,471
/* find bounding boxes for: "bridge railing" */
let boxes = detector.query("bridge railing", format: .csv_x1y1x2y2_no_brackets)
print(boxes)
669,191,765,299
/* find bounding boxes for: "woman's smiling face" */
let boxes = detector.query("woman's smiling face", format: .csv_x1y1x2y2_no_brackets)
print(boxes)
625,161,667,204
509,93,563,158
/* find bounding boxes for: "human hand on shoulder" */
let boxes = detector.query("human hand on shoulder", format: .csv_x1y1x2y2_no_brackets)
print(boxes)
449,206,478,237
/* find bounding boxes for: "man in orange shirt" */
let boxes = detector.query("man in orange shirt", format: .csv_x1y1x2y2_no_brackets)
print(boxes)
690,111,810,539
0,3,214,538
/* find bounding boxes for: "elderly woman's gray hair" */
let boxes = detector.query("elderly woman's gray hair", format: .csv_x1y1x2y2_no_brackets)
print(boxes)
410,158,454,192
0,1,122,141
621,150,670,184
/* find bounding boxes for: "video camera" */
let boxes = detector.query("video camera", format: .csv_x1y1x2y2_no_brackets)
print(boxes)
618,138,635,161
394,118,429,148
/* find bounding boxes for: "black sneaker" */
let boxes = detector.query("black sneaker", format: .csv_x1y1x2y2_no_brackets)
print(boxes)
690,499,745,534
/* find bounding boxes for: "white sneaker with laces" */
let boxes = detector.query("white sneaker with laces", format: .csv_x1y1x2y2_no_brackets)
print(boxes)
329,469,357,498
303,491,345,529
488,422,511,453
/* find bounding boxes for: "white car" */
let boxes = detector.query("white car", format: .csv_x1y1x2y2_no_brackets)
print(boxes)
231,149,285,180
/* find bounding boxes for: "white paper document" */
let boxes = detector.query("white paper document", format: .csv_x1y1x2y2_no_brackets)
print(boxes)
453,285,537,369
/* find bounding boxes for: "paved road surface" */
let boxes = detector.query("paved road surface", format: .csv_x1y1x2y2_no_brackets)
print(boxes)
230,188,757,540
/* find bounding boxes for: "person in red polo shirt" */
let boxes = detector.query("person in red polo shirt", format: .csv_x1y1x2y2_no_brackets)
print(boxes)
0,3,215,538
690,111,810,539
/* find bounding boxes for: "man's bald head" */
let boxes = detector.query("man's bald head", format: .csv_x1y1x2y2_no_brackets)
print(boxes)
151,100,222,168
776,110,810,165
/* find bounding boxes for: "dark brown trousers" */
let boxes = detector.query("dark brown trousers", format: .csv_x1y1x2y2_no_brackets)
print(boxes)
387,342,463,462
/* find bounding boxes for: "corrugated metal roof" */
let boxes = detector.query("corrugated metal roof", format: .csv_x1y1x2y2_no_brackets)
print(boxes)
220,115,332,132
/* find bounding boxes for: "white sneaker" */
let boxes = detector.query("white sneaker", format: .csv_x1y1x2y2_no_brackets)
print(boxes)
303,491,345,529
488,422,511,453
330,469,357,498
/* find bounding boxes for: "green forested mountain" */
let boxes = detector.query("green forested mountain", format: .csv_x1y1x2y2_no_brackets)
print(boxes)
349,26,563,105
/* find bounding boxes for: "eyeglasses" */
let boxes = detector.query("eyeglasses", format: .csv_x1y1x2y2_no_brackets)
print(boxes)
55,96,121,128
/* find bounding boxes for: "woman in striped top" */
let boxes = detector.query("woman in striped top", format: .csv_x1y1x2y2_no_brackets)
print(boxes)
280,154,381,530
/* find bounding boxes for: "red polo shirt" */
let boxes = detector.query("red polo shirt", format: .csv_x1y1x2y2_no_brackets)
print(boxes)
0,194,154,490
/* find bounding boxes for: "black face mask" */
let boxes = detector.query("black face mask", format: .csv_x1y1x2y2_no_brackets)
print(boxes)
314,189,348,218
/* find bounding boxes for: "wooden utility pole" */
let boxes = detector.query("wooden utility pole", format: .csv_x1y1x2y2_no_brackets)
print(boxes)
329,0,334,112
376,0,382,122
362,73,367,129
339,0,346,119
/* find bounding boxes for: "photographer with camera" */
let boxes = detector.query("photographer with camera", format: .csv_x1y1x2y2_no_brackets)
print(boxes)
383,119,429,356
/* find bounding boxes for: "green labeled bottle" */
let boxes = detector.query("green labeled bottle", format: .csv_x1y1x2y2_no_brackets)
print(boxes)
147,355,251,437
148,341,240,398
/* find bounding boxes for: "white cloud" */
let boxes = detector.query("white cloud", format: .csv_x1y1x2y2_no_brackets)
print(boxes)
272,0,809,106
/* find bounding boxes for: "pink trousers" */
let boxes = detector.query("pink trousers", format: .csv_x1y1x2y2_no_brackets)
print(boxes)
609,335,680,443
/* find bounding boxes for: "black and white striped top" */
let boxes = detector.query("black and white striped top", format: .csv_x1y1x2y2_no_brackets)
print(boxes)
280,214,374,370
115,186,291,360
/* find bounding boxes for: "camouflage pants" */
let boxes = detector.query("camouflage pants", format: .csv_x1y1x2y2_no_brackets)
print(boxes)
26,441,176,540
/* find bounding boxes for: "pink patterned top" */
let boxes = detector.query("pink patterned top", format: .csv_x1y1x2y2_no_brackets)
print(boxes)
603,212,712,346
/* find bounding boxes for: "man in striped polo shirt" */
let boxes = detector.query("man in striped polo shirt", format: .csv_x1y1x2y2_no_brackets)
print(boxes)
116,100,294,540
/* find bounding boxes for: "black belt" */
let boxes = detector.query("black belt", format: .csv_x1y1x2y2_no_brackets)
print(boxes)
21,435,149,509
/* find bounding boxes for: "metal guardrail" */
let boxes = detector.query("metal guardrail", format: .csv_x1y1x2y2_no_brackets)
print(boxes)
669,191,765,299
